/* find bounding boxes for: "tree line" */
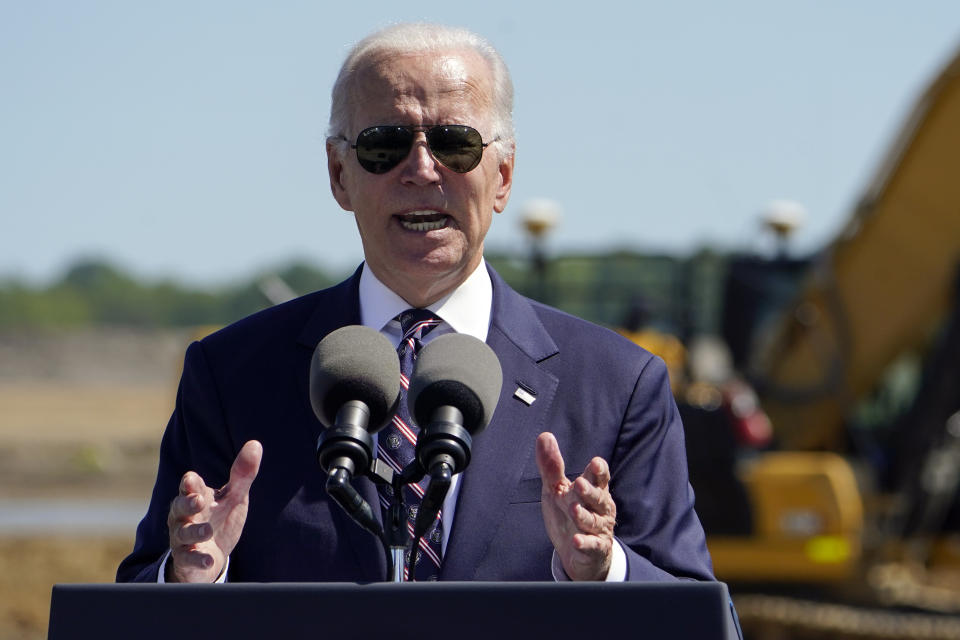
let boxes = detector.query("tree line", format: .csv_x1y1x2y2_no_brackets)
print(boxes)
0,250,730,334
0,258,344,328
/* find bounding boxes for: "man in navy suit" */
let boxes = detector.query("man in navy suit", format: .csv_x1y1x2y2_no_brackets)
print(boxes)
117,23,714,584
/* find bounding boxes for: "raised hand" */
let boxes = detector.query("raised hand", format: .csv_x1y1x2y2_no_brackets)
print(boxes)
165,440,263,583
535,432,617,581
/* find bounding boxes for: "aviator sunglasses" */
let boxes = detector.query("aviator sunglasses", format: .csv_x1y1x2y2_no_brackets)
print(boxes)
342,124,497,174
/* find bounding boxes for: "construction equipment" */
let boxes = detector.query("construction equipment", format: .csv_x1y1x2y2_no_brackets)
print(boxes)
668,44,960,637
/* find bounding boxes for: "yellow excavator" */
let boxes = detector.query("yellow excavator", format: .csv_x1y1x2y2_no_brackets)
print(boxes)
663,44,960,636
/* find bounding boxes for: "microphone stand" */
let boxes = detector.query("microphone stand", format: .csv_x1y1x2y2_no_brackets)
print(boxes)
368,459,413,583
369,456,453,582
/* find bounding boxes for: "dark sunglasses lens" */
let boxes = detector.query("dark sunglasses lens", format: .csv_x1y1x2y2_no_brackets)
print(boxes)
355,127,414,174
426,125,484,173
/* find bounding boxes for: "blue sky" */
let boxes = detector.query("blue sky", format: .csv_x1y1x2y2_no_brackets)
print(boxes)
3,1,960,284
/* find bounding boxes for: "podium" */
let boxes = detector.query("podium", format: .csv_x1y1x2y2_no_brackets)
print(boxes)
49,581,741,639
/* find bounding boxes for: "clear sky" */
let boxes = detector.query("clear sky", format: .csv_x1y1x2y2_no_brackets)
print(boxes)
3,1,960,285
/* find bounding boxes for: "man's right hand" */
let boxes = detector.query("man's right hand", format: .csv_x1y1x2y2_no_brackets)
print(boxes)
166,440,263,583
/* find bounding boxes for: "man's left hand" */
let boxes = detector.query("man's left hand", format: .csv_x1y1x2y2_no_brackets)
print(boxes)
535,431,617,581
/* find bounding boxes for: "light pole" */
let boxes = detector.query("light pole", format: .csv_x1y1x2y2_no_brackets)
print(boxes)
520,198,560,303
762,199,806,260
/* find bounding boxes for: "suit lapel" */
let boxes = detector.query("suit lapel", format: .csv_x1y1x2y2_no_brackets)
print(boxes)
441,266,559,579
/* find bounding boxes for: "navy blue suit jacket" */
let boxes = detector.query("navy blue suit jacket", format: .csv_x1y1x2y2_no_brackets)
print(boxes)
117,265,714,583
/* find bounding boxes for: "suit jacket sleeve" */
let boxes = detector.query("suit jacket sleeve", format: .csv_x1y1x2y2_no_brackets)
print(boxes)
116,340,238,582
609,353,713,581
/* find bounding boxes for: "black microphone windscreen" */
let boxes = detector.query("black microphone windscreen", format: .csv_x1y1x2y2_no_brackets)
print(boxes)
408,333,503,433
309,325,400,433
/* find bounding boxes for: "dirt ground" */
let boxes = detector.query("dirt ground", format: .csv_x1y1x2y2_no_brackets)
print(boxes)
0,536,134,640
0,328,190,640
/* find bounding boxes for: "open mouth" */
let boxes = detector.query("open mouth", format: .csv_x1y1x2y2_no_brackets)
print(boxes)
397,210,449,232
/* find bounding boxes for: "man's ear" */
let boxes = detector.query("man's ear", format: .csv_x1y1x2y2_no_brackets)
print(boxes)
327,141,354,212
493,152,515,213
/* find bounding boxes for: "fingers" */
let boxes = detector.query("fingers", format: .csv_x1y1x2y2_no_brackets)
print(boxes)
558,458,615,535
569,496,615,534
168,474,211,556
573,476,614,515
569,502,602,534
565,484,616,581
171,520,212,546
571,531,614,557
180,469,205,496
223,440,263,499
175,548,217,571
581,456,611,490
535,432,567,494
167,476,218,580
168,472,210,524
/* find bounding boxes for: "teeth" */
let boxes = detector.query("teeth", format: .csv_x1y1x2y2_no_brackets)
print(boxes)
402,219,447,231
399,211,447,232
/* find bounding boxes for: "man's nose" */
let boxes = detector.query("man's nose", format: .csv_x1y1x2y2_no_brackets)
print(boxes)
400,135,441,185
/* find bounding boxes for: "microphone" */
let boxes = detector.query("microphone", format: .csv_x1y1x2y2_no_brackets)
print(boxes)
309,325,400,535
407,333,503,540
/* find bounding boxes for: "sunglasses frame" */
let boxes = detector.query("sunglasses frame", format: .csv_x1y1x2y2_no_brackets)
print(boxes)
339,124,498,175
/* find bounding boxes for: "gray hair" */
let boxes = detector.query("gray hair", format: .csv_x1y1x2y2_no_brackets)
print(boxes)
328,23,515,158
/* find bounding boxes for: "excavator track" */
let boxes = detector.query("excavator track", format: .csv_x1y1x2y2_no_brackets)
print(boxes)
735,594,960,639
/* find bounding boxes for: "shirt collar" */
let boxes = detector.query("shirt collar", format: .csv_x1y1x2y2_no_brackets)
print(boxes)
358,259,492,342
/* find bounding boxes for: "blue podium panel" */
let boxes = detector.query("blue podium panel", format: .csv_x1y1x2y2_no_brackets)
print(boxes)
49,581,741,640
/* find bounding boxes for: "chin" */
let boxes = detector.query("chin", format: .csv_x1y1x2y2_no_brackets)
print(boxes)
402,244,468,271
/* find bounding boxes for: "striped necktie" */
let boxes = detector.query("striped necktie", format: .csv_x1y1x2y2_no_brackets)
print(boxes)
377,308,444,581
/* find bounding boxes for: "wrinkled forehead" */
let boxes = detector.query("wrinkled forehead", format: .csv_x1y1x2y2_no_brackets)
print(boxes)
347,50,494,131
